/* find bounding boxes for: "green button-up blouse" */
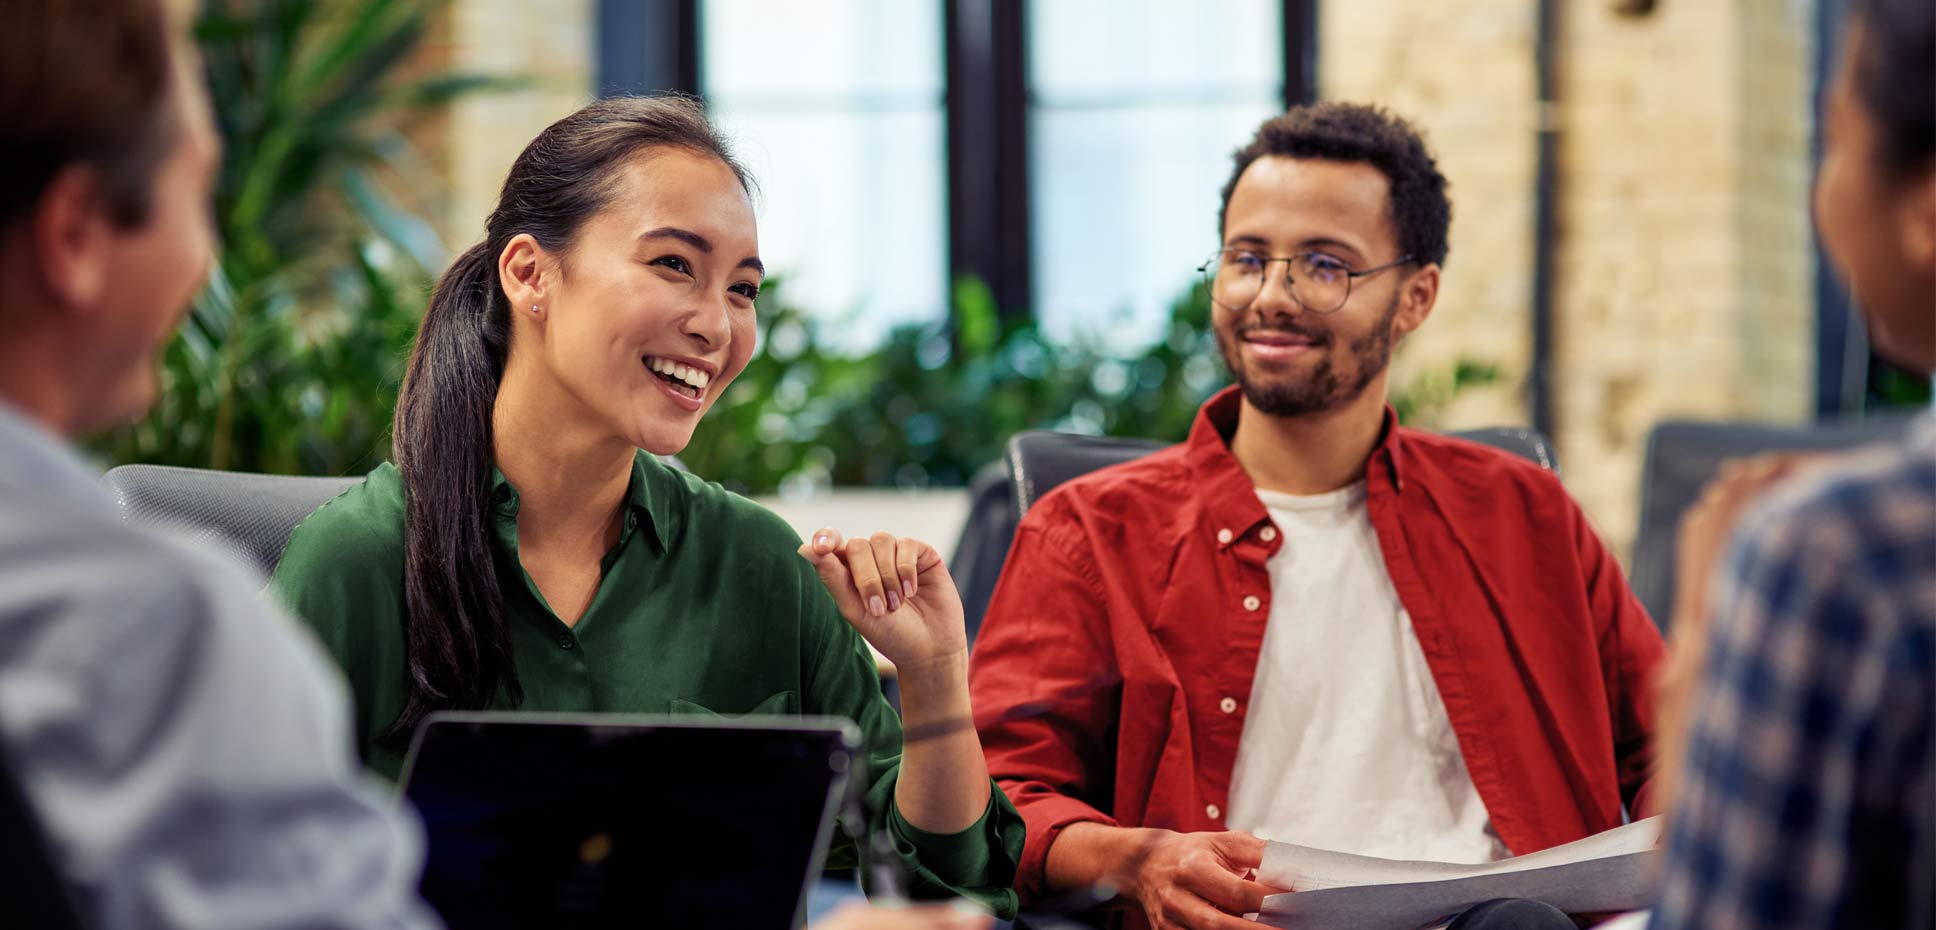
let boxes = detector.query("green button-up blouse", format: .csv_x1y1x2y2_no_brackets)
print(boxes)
270,453,1022,915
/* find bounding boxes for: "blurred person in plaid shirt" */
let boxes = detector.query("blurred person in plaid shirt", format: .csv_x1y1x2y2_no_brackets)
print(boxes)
1652,0,1935,928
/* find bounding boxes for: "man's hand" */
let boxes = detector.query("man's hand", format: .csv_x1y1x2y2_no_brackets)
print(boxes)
1116,828,1277,930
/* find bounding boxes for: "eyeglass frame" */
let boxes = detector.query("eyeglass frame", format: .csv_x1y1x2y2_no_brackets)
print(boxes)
1196,248,1415,314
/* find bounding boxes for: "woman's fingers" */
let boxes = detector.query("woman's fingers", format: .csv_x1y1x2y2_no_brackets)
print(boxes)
868,532,905,612
845,535,889,617
810,528,845,556
895,537,923,600
798,533,864,620
799,528,951,620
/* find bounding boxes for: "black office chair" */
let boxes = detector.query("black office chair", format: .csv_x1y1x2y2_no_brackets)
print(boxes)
0,740,87,930
1627,416,1911,631
103,464,362,576
948,461,1019,644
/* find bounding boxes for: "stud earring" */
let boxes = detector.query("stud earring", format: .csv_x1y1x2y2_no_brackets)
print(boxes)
531,305,540,314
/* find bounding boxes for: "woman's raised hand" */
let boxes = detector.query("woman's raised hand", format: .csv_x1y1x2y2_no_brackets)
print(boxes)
797,529,968,675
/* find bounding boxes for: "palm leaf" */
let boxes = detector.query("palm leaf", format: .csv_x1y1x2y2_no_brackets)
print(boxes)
95,0,506,474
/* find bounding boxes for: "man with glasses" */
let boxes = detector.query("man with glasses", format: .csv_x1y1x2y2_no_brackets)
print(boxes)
969,103,1665,930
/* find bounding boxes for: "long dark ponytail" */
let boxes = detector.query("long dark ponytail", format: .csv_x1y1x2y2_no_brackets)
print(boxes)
385,95,750,743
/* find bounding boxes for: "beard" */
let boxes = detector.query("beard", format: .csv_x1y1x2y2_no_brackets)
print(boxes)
1215,293,1401,417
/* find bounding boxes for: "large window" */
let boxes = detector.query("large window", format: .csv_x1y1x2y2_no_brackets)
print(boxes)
608,0,1305,353
700,1,949,349
1027,0,1286,350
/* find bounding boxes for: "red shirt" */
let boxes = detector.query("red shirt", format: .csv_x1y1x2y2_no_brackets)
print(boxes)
968,387,1665,902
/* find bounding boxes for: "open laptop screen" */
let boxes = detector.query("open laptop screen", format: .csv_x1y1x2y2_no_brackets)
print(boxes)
399,713,860,929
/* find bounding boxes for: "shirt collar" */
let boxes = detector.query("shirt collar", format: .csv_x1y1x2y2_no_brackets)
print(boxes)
1183,385,1405,549
487,449,675,553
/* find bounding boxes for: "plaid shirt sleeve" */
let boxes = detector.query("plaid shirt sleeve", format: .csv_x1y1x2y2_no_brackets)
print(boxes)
1652,439,1936,930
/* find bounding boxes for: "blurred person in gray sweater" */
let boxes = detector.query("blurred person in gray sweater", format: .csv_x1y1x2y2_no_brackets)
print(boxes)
0,0,440,926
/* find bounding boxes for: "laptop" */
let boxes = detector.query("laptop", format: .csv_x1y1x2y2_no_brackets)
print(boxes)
397,712,863,929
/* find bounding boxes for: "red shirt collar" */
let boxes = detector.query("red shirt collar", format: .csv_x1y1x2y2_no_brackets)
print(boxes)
1182,385,1406,550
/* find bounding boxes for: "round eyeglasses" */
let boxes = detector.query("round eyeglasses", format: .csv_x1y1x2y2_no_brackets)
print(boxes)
1197,249,1413,314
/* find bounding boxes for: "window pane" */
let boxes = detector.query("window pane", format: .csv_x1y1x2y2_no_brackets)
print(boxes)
1031,102,1283,349
1030,0,1283,101
703,1,943,101
712,109,947,345
1028,0,1284,350
702,0,947,349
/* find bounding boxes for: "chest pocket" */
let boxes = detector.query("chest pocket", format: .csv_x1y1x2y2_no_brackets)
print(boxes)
668,689,800,718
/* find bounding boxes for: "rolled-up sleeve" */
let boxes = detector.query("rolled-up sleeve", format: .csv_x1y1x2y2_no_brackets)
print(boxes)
876,760,1027,913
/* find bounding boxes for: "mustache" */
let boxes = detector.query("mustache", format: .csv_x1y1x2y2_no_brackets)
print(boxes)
1234,319,1330,344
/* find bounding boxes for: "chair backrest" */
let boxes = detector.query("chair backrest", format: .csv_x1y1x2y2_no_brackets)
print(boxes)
103,464,364,576
1438,427,1561,479
1005,432,1166,519
1628,416,1912,630
947,425,1561,639
0,739,86,930
949,461,1026,643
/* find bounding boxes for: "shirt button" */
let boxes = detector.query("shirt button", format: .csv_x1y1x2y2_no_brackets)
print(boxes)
1219,696,1238,714
1243,595,1262,611
558,634,575,650
1216,528,1233,544
1206,804,1221,820
1260,526,1278,542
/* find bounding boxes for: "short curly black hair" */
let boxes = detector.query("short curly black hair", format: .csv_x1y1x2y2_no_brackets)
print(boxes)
1218,102,1452,268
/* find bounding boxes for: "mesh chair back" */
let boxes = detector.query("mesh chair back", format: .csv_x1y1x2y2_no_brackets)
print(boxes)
103,464,362,576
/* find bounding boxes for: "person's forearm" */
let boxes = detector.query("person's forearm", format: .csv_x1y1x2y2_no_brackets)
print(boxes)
1044,821,1161,896
892,652,992,834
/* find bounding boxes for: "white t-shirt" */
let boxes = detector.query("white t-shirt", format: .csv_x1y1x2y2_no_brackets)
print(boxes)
1224,483,1510,864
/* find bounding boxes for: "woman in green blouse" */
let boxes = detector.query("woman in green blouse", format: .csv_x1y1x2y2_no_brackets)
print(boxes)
270,95,1021,914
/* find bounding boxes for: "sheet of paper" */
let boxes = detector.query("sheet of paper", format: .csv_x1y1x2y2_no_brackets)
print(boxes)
1249,817,1663,930
1254,849,1661,930
1256,816,1661,892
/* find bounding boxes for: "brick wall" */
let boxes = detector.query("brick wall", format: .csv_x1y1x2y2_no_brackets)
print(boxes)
430,0,596,249
1320,1,1540,435
1321,0,1817,558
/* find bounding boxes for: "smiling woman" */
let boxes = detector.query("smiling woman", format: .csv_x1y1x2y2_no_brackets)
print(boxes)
265,94,1023,916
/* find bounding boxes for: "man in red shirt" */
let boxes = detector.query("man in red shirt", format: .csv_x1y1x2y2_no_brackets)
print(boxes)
968,103,1665,930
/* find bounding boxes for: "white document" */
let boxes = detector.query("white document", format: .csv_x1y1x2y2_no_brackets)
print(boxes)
1251,817,1662,930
